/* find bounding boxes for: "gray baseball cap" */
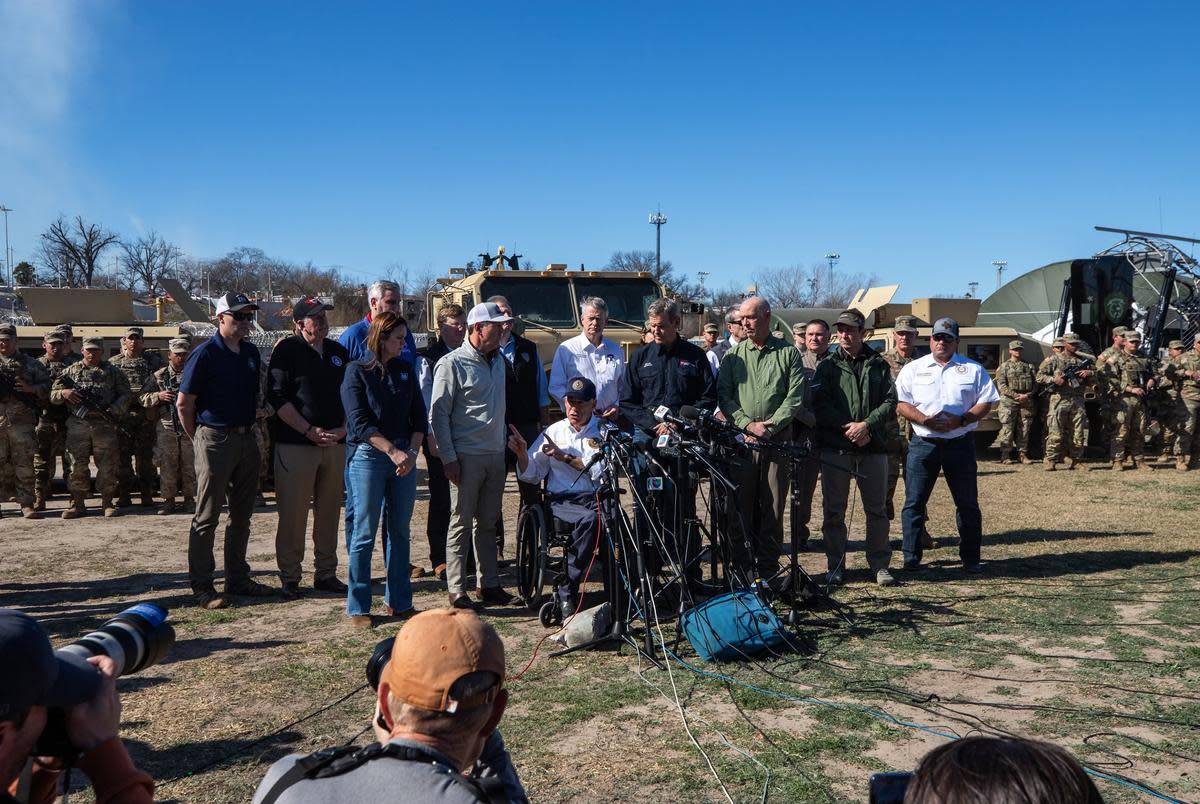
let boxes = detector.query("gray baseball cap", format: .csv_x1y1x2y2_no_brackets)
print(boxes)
932,318,959,339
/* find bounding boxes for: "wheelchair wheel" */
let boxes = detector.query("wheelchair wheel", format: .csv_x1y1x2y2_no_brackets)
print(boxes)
539,599,561,629
515,504,547,610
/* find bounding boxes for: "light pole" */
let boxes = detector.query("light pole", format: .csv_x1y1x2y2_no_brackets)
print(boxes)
824,253,840,299
648,209,667,278
968,281,979,298
0,205,11,288
696,270,709,302
992,259,1008,290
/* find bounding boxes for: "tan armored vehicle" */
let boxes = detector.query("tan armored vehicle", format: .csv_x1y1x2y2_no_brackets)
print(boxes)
424,262,675,369
10,287,191,358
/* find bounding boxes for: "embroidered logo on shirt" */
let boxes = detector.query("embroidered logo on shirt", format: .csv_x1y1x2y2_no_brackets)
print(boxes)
956,365,967,374
331,356,343,367
586,438,600,448
400,372,410,381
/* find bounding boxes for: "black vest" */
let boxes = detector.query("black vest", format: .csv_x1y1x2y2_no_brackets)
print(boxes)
418,339,453,369
503,335,542,427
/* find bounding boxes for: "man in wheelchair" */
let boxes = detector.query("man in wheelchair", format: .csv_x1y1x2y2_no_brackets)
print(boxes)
506,377,606,621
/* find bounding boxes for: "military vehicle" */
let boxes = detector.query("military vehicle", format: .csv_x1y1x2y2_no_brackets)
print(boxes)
9,286,192,358
423,260,680,368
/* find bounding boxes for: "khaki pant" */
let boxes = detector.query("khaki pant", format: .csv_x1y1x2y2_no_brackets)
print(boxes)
1112,396,1146,461
188,427,259,594
446,452,506,594
118,412,158,498
996,400,1034,454
155,425,196,500
0,414,37,508
34,419,72,497
820,451,891,573
274,441,345,584
731,427,792,579
1045,395,1087,462
65,417,120,498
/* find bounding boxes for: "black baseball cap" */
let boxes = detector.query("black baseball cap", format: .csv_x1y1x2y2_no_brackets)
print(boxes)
292,296,334,321
564,376,597,402
0,610,99,719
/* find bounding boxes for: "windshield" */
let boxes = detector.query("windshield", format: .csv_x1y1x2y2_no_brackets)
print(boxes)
479,277,575,328
571,277,661,328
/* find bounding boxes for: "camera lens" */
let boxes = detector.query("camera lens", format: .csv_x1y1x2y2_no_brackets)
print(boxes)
366,636,395,690
57,603,175,677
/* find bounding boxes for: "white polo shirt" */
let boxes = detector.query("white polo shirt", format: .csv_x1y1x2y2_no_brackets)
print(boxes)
516,415,605,494
549,334,625,411
895,352,1000,440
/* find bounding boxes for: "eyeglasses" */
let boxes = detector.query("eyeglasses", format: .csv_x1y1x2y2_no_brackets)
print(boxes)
729,319,743,325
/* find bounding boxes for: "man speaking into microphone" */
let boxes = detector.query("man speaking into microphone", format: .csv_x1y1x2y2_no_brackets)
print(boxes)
619,299,717,589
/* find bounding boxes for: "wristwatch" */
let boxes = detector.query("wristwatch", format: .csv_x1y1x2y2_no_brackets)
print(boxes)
406,447,419,458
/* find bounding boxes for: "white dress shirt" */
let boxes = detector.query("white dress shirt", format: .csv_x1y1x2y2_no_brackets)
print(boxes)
895,352,1000,440
417,355,434,428
705,349,720,376
549,334,625,411
516,415,605,495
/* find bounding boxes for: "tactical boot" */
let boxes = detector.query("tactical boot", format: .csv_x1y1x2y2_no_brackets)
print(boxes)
32,494,46,512
158,499,176,516
62,496,86,519
116,494,133,508
1019,452,1034,465
21,506,36,519
1066,457,1083,471
1111,460,1124,471
103,499,121,517
999,450,1012,465
1178,455,1191,472
1044,459,1056,471
183,497,195,513
1134,458,1153,472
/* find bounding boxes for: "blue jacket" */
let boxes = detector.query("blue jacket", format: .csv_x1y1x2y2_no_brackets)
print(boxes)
341,358,428,447
339,316,417,364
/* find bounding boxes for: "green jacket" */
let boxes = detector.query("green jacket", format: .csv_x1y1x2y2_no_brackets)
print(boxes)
812,343,896,453
716,336,806,430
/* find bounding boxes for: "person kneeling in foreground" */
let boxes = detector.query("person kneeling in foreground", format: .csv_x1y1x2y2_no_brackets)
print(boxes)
904,735,1102,804
252,608,526,803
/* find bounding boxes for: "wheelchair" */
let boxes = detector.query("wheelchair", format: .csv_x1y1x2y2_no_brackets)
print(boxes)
514,491,580,629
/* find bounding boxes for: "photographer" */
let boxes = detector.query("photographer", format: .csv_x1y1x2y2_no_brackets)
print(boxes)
0,609,153,804
253,608,525,803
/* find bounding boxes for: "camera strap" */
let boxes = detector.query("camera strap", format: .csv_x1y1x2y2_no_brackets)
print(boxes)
255,742,510,804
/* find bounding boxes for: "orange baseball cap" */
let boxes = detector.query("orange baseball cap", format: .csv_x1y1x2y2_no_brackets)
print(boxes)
382,608,506,713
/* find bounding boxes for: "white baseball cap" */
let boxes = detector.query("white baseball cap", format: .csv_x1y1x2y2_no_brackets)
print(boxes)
466,302,514,326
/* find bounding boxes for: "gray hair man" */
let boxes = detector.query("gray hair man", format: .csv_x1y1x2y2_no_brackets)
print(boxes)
549,295,625,420
339,280,416,363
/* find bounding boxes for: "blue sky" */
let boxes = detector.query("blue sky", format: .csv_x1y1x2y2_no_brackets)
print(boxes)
2,1,1198,299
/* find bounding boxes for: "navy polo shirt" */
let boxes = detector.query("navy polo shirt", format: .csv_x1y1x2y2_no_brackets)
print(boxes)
180,334,262,428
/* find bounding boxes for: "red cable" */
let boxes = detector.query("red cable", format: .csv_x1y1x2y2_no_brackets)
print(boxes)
508,491,604,682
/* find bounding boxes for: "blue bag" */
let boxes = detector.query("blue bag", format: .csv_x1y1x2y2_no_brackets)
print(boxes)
679,590,788,662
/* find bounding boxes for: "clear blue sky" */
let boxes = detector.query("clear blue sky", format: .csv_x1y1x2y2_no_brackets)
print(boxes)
2,0,1198,299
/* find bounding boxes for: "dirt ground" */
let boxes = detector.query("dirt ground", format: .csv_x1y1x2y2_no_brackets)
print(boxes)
2,453,1198,802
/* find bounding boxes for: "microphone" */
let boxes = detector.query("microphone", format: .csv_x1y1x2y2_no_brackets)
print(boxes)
680,405,740,433
653,405,693,429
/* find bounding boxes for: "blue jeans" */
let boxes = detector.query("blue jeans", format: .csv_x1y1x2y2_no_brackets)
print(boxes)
345,444,417,616
901,434,982,565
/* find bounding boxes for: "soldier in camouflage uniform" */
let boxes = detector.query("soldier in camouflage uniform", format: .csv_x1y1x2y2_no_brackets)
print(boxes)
1175,333,1200,471
1158,340,1187,457
1037,331,1096,470
141,338,196,515
33,330,75,509
0,323,52,519
880,315,932,548
50,337,132,518
1093,326,1128,458
994,340,1037,464
1034,338,1065,454
1104,331,1155,470
110,326,165,508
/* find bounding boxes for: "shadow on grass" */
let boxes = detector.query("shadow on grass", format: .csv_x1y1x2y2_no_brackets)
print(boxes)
988,528,1154,546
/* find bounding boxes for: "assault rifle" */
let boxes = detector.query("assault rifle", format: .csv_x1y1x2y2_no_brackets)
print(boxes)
57,373,134,440
0,363,42,411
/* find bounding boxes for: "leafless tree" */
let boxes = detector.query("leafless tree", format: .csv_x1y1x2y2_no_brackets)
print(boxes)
754,261,878,309
607,249,689,294
38,215,120,287
120,231,180,296
755,264,810,308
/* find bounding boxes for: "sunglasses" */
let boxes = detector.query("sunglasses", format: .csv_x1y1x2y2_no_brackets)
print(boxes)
729,319,743,325
932,333,955,342
227,312,255,322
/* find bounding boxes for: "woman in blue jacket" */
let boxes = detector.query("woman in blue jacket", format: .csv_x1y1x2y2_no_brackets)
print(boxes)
340,311,427,626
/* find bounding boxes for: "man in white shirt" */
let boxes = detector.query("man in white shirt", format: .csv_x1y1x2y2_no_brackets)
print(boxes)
894,317,1000,575
507,377,606,621
549,297,625,420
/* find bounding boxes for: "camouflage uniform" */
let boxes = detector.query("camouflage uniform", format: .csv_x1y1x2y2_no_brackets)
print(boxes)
50,351,132,516
1037,342,1095,468
1157,344,1186,457
142,360,195,509
1093,329,1128,459
994,348,1037,462
34,352,75,505
110,344,165,505
0,335,52,516
1176,343,1200,470
1105,345,1154,468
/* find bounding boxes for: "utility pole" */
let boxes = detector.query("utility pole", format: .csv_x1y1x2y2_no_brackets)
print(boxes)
0,205,12,288
648,209,667,278
824,253,840,300
968,281,979,298
992,259,1008,290
696,270,709,302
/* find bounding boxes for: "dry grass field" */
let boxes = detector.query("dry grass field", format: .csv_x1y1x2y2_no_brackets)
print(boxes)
2,455,1198,802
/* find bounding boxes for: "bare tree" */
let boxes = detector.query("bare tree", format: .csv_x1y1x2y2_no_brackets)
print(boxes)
755,264,810,308
120,231,180,296
753,261,878,308
38,215,120,287
607,249,689,293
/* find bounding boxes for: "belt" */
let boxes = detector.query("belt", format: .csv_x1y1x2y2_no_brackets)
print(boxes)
200,423,254,434
915,432,973,443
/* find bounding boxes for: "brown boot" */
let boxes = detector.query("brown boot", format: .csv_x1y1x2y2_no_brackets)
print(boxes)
21,506,36,519
1066,457,1083,471
1178,456,1191,472
1111,460,1124,471
1019,452,1034,465
1044,458,1056,471
1133,458,1153,472
32,494,46,512
61,496,86,519
103,499,121,517
157,499,176,516
999,450,1012,465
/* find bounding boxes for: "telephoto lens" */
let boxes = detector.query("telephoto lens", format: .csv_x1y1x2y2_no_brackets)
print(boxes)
366,636,396,690
57,602,175,676
33,603,176,758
